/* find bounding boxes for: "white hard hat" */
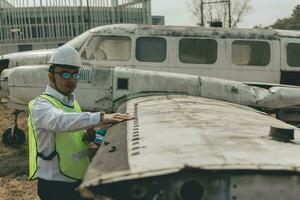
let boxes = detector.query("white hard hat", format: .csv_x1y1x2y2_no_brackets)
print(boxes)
49,45,81,68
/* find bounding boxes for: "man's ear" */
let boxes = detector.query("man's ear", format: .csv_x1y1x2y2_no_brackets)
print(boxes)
48,72,54,82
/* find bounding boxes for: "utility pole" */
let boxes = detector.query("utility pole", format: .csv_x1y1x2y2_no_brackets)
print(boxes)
228,0,231,27
200,0,232,28
200,0,204,26
86,0,91,29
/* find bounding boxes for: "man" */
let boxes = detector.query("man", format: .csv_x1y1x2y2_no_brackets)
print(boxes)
28,45,132,200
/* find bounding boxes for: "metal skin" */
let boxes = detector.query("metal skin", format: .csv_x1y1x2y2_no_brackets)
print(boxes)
79,95,300,200
0,49,53,69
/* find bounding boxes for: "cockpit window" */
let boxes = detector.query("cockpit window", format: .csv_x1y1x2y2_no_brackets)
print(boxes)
81,36,131,61
232,40,270,66
287,43,300,67
66,31,90,51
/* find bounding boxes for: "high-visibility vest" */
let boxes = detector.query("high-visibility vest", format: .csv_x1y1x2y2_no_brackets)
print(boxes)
28,94,90,180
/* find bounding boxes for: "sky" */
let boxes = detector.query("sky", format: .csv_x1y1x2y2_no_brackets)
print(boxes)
151,0,300,28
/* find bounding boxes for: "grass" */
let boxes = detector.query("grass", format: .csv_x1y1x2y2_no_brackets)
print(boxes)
0,109,39,200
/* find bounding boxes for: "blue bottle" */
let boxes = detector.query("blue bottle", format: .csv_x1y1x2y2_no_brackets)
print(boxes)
94,129,106,145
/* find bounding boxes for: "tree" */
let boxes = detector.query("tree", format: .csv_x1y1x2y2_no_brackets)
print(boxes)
270,5,300,30
187,0,252,28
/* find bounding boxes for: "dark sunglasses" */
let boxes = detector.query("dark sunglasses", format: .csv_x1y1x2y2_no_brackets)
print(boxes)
54,71,81,80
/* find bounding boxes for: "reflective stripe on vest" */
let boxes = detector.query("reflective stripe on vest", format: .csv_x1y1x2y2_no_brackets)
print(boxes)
28,94,90,180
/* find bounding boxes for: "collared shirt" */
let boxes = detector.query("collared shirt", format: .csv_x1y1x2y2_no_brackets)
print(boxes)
31,85,101,182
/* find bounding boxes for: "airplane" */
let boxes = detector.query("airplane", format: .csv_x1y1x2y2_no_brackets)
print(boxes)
1,64,300,142
1,56,300,199
1,24,300,137
1,24,300,128
1,24,300,86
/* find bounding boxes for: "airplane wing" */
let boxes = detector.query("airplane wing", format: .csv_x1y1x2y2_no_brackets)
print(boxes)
80,94,300,200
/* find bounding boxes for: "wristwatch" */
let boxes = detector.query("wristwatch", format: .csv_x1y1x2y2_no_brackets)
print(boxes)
100,112,104,123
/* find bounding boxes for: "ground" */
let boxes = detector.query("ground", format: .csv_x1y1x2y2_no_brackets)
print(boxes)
0,107,39,200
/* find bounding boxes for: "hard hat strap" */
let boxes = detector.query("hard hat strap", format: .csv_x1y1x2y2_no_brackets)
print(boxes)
49,64,56,72
52,71,67,96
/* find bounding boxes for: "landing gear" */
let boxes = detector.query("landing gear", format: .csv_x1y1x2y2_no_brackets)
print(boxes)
2,110,25,145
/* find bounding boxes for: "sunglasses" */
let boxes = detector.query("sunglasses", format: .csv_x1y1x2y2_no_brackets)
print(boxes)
54,71,81,80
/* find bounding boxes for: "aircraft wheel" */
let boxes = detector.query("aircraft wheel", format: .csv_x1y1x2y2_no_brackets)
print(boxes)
2,128,25,145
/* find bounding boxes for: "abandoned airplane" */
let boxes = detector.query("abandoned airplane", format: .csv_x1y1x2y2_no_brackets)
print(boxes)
0,24,300,85
1,65,300,199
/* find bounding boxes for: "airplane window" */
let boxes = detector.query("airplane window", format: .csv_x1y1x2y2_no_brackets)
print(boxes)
232,40,270,66
81,36,131,61
117,78,129,90
287,43,300,67
136,37,166,62
179,38,217,64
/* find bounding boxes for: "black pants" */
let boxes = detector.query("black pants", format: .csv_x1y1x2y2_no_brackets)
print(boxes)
38,178,83,200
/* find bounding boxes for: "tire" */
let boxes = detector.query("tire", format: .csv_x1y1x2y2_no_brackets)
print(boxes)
2,128,25,145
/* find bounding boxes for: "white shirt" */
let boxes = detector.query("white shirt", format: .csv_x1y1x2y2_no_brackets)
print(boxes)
31,85,101,182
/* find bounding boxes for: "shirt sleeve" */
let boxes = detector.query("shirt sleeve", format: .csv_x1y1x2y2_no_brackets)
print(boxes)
31,98,101,133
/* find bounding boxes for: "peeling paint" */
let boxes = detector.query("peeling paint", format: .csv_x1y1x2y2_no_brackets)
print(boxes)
89,24,298,40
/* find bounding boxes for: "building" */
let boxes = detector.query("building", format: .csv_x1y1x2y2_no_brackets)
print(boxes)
152,15,165,25
0,0,152,54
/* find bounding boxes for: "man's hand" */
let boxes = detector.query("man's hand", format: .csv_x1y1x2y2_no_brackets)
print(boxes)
101,112,133,124
83,127,95,142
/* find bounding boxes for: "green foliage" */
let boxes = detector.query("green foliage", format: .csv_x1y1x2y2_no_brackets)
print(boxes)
270,5,300,30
